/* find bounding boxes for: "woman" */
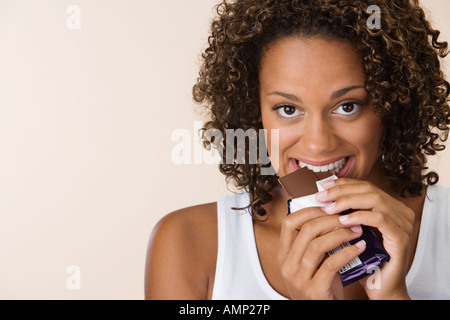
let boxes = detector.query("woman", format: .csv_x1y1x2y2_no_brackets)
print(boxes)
145,0,450,300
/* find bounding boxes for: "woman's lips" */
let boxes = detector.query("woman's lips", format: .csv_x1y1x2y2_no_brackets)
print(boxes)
336,155,354,178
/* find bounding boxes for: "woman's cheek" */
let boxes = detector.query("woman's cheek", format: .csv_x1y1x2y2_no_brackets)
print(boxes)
267,126,299,176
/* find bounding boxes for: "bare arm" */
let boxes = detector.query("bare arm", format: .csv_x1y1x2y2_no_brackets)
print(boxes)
144,204,217,300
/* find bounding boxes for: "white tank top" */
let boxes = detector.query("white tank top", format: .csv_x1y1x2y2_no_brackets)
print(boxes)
212,185,450,300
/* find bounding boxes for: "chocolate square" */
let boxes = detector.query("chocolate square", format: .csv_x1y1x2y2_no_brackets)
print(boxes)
279,167,334,198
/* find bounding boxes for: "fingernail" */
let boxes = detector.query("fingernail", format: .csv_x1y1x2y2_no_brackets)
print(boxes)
321,180,335,189
315,190,327,199
324,202,336,212
350,226,362,233
355,240,366,249
339,214,349,223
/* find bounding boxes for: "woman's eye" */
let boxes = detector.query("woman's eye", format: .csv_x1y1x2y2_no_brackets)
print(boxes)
334,102,361,115
274,105,301,118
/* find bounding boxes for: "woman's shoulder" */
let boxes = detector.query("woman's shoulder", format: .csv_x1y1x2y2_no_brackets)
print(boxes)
149,201,218,257
145,202,218,299
154,201,218,238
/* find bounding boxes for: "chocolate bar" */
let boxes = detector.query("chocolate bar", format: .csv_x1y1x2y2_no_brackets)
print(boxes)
279,168,337,213
278,168,334,198
279,167,390,287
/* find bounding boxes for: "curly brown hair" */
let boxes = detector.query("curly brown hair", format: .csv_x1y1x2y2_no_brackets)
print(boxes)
193,0,450,217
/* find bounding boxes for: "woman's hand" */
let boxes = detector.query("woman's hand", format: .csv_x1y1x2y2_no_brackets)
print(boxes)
277,206,366,300
316,178,415,300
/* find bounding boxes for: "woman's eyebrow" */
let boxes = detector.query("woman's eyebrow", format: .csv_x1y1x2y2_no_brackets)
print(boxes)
330,85,365,99
267,91,302,102
267,85,365,102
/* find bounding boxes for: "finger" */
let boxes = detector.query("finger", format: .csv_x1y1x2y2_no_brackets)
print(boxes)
286,215,342,264
316,180,402,213
319,177,365,190
318,179,378,198
278,207,326,264
339,210,412,253
298,225,364,279
312,239,367,292
315,181,386,214
338,201,413,236
317,182,415,232
282,214,360,282
321,191,393,215
316,180,387,207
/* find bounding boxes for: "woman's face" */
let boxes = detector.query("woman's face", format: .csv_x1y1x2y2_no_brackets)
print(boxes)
259,37,385,180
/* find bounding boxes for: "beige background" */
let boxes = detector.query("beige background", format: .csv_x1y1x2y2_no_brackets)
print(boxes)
0,0,448,299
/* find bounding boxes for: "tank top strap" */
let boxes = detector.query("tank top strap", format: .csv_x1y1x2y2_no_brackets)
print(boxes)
212,192,287,300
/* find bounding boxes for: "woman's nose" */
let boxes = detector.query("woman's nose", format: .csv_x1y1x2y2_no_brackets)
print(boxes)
300,116,338,155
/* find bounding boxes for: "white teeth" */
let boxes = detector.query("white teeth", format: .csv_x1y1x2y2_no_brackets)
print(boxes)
298,157,348,173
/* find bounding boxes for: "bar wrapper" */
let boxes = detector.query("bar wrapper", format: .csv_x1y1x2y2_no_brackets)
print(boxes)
279,167,390,287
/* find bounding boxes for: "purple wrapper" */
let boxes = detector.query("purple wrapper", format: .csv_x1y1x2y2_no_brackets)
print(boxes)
339,225,390,286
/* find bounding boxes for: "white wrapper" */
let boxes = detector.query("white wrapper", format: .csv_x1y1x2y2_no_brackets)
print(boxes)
289,174,338,213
